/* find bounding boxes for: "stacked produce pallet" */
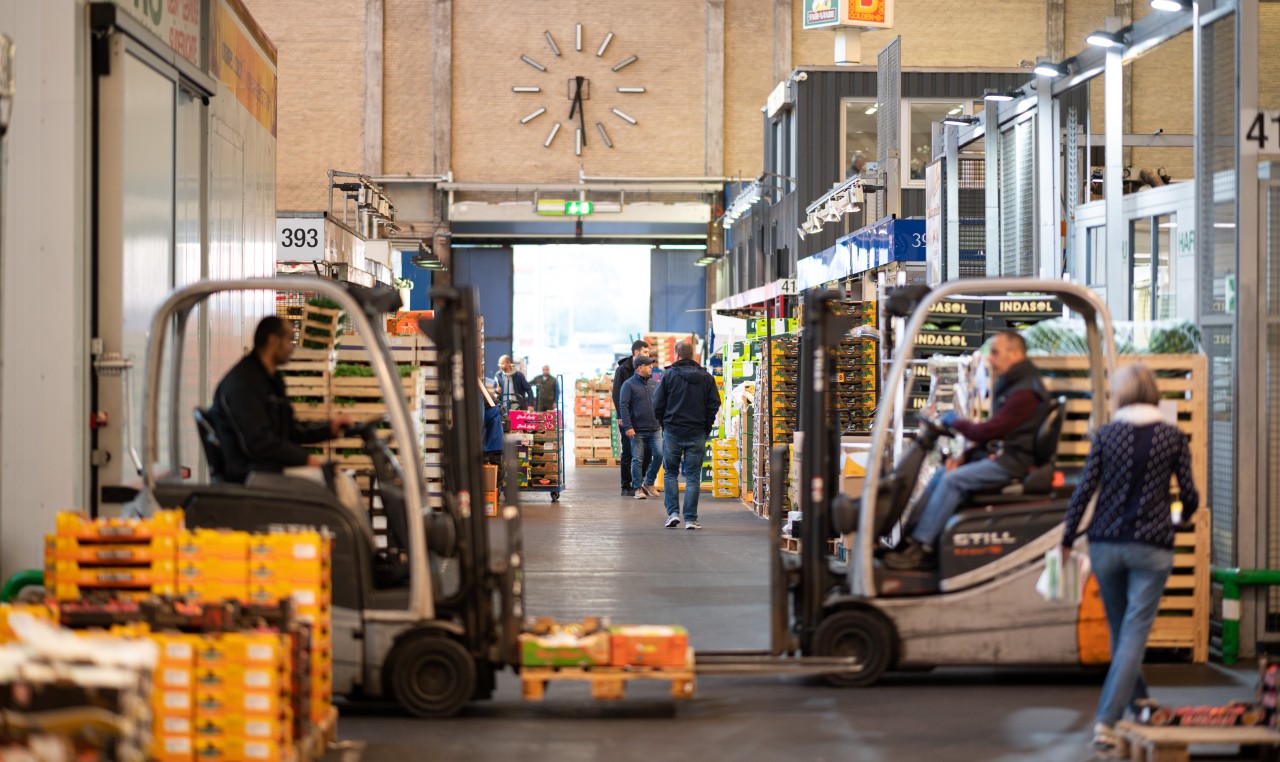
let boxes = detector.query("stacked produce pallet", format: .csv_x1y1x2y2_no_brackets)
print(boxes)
830,300,879,433
711,439,740,498
45,512,183,601
573,377,617,466
767,335,800,447
643,332,697,367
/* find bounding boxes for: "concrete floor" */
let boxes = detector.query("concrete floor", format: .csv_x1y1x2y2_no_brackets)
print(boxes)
326,455,1257,762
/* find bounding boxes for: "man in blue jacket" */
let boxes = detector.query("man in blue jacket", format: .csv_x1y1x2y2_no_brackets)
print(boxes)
652,341,721,529
619,355,661,500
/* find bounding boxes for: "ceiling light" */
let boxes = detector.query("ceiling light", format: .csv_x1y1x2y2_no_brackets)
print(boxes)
942,115,978,127
983,89,1015,102
1151,0,1191,10
1086,30,1126,48
822,204,842,222
1034,61,1069,78
947,106,963,116
864,104,878,115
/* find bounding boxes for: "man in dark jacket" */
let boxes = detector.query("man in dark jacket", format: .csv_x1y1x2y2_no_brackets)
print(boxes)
653,340,721,529
611,339,650,496
530,365,558,412
620,356,661,499
211,317,351,484
495,355,534,413
884,331,1048,570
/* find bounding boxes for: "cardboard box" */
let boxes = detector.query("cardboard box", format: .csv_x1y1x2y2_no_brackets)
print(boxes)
519,630,611,667
484,491,498,518
482,464,499,493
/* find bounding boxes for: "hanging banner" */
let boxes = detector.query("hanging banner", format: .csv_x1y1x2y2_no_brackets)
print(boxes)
924,160,943,285
110,0,202,66
211,1,277,136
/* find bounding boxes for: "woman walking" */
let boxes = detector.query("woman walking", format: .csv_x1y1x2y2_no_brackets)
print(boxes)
1060,362,1198,754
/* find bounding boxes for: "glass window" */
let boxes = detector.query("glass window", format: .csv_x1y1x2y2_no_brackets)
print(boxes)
907,101,970,185
1155,214,1176,320
841,99,878,179
1131,218,1153,321
1086,226,1105,288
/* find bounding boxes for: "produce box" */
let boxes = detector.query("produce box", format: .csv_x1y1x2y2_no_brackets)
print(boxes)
609,625,688,667
519,630,610,667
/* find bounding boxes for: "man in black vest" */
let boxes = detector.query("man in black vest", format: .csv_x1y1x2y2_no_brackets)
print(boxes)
884,331,1048,570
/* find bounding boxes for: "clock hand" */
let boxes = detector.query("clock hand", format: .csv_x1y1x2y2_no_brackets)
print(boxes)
570,76,587,145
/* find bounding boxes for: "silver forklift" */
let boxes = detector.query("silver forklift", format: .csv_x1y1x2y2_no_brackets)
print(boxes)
792,278,1119,684
142,277,526,717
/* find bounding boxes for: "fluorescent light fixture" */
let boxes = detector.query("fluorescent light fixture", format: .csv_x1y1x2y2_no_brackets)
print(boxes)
983,89,1015,102
1151,0,1191,10
1158,222,1178,229
1214,222,1236,228
1034,61,1069,78
947,106,963,116
658,244,707,250
942,115,978,127
864,103,878,115
1086,30,1126,48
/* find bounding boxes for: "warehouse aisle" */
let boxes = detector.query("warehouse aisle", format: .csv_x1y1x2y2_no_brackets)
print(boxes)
515,459,772,651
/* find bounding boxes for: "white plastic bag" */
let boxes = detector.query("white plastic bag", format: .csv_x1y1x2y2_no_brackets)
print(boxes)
1036,545,1091,604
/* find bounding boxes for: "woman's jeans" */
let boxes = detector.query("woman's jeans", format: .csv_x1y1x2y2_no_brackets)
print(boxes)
1088,541,1174,727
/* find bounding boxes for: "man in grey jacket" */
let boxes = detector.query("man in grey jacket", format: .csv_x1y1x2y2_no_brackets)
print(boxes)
619,355,661,499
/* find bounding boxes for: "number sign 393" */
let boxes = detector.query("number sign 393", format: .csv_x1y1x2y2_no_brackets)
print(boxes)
1243,109,1280,157
276,218,324,261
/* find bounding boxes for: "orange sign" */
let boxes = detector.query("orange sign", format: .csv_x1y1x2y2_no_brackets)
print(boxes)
846,0,893,28
211,2,277,136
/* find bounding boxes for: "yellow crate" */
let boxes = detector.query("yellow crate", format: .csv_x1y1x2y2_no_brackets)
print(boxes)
247,560,329,586
151,734,194,761
154,688,194,714
46,535,177,565
247,532,329,563
178,529,251,561
55,509,183,541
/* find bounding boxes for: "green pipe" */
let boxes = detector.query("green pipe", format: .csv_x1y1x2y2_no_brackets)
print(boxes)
0,570,43,603
1210,567,1280,666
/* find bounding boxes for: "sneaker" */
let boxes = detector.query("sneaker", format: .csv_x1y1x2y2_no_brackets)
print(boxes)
634,490,647,500
882,539,935,571
621,487,634,497
685,521,701,530
641,485,657,497
1090,723,1119,755
664,515,680,528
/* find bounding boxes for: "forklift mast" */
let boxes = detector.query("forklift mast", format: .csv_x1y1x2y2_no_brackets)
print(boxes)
797,290,855,652
423,286,498,678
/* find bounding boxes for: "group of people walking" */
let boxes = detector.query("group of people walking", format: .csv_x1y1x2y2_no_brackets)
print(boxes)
493,355,559,413
613,339,720,530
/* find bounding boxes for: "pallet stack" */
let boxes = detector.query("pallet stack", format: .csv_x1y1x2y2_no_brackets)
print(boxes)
830,301,879,433
711,439,739,498
573,377,617,466
45,512,184,601
643,332,697,367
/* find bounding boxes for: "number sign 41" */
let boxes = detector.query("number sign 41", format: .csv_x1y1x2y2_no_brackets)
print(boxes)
1243,109,1280,157
276,218,324,262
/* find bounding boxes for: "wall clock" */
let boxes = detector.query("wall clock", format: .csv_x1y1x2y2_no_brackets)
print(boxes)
513,24,644,156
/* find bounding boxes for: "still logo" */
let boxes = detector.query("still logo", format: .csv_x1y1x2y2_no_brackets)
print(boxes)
953,531,1017,547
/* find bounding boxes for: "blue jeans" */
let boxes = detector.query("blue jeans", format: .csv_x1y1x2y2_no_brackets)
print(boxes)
630,430,662,489
663,434,706,522
1089,541,1173,727
910,459,1013,547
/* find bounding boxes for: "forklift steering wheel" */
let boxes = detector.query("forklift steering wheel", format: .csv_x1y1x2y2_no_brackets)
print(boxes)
918,414,949,435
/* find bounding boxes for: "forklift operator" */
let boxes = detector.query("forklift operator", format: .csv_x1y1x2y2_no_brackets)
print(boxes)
884,331,1048,571
211,316,353,483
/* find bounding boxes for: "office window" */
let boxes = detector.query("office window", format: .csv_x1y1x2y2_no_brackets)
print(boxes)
906,100,971,185
841,99,878,179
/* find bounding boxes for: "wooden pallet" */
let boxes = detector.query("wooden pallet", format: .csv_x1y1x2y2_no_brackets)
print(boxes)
576,457,619,467
1148,509,1211,662
520,658,695,702
1114,721,1280,762
291,705,338,761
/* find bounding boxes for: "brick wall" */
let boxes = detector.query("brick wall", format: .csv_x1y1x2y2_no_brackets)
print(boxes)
241,0,367,211
724,0,777,181
451,2,709,183
791,0,1048,68
383,0,434,175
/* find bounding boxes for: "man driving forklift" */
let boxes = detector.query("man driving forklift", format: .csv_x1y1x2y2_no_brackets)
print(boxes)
210,316,353,483
883,331,1049,570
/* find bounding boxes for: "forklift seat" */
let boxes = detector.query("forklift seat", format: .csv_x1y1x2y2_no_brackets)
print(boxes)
969,397,1065,505
193,408,227,482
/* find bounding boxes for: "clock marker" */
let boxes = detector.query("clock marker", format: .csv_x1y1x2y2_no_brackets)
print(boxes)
544,122,561,148
612,55,637,72
575,127,583,156
611,108,637,125
596,32,614,57
617,87,646,94
596,122,614,148
544,31,561,56
575,24,582,51
520,55,546,72
520,108,547,124
512,86,541,93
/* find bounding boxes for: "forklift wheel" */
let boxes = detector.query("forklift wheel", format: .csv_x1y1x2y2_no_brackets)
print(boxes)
812,610,895,688
384,634,477,718
551,491,560,502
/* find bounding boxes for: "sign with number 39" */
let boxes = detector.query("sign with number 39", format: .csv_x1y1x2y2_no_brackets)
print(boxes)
1242,109,1280,157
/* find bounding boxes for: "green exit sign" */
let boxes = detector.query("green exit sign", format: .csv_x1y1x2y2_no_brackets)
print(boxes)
537,200,593,216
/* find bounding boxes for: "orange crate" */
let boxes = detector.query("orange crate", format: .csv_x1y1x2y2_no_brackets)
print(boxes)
608,625,689,667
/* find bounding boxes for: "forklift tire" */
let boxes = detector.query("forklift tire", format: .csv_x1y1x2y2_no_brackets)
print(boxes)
812,609,895,688
384,633,476,718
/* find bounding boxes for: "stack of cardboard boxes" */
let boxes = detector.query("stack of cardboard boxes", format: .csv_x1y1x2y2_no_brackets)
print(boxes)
643,332,697,367
573,377,617,465
711,439,740,498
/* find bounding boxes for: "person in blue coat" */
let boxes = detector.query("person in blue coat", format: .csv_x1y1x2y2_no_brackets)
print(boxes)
619,355,661,499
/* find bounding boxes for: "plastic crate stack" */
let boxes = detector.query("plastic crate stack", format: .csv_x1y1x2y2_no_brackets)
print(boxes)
767,335,800,447
510,411,561,490
573,377,616,465
192,631,295,762
710,439,740,498
45,512,184,601
829,300,879,433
